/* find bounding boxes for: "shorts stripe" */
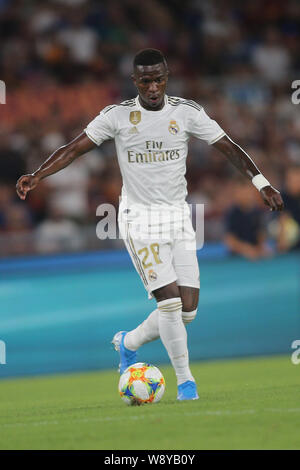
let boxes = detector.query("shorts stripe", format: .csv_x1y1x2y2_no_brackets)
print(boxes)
126,225,148,287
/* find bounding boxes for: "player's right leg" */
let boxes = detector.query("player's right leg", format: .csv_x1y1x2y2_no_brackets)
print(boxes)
113,215,177,373
111,330,137,374
112,214,173,373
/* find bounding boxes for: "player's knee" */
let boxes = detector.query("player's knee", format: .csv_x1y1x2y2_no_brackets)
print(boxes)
180,287,199,313
181,296,198,313
158,298,183,321
182,309,197,325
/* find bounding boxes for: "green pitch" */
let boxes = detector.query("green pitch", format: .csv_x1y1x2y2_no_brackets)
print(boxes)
0,355,299,450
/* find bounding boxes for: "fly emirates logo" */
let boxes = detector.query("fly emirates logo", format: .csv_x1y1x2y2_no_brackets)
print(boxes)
127,141,181,164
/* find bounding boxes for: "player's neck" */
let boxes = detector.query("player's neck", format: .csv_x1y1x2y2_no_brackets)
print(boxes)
138,95,166,111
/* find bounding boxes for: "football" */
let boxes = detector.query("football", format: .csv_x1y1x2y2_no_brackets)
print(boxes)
118,362,165,405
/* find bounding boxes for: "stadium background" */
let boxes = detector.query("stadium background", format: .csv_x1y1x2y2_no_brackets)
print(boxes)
0,0,299,378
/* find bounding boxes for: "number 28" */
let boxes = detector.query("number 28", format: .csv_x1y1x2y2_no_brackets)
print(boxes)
138,243,162,269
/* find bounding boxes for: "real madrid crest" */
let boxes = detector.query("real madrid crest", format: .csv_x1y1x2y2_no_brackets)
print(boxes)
148,269,158,282
168,120,179,135
129,111,141,125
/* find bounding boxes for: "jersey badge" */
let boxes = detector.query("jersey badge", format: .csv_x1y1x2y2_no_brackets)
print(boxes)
168,120,179,135
129,111,141,125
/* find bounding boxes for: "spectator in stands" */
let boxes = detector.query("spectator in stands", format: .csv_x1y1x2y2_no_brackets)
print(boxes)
224,178,271,260
251,27,292,84
0,0,298,256
0,134,26,183
0,203,34,256
277,165,300,252
35,202,83,254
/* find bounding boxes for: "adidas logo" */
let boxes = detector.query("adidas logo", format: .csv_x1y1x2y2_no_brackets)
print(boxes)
128,126,139,134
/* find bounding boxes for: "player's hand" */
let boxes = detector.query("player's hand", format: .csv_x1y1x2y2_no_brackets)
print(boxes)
16,174,40,200
260,186,284,212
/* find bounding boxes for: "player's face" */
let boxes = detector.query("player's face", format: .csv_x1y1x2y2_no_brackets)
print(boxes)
132,63,169,111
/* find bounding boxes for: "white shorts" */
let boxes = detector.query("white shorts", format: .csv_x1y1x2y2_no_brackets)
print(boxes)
118,204,200,298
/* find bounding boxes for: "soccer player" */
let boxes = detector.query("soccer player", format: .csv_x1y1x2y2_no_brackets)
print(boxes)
16,49,284,401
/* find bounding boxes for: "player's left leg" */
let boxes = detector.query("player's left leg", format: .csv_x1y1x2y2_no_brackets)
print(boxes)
179,285,199,324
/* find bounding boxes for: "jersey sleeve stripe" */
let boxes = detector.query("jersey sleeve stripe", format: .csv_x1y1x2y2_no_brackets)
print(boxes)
208,131,226,145
101,100,136,115
102,105,118,114
84,129,100,145
183,99,203,111
167,97,203,112
120,99,136,107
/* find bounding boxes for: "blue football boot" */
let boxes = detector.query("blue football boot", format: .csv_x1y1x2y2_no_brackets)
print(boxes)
177,380,199,401
111,331,137,374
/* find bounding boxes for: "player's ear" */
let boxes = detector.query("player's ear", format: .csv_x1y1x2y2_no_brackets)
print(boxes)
163,61,169,79
131,73,137,88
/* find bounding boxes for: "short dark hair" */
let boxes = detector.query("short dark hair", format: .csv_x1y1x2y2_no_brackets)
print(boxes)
134,48,166,67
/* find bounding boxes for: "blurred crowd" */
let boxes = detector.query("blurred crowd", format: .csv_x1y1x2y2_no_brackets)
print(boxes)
0,0,299,257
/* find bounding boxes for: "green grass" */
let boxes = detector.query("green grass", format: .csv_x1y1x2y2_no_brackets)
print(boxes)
0,355,299,450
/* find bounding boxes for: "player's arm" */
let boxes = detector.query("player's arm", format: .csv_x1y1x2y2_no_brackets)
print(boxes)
213,135,284,212
16,132,96,200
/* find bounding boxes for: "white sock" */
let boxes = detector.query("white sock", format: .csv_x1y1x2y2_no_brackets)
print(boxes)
124,308,197,351
124,309,160,351
157,297,194,385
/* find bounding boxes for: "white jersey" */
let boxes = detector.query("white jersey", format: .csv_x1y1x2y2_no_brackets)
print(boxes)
84,95,225,209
